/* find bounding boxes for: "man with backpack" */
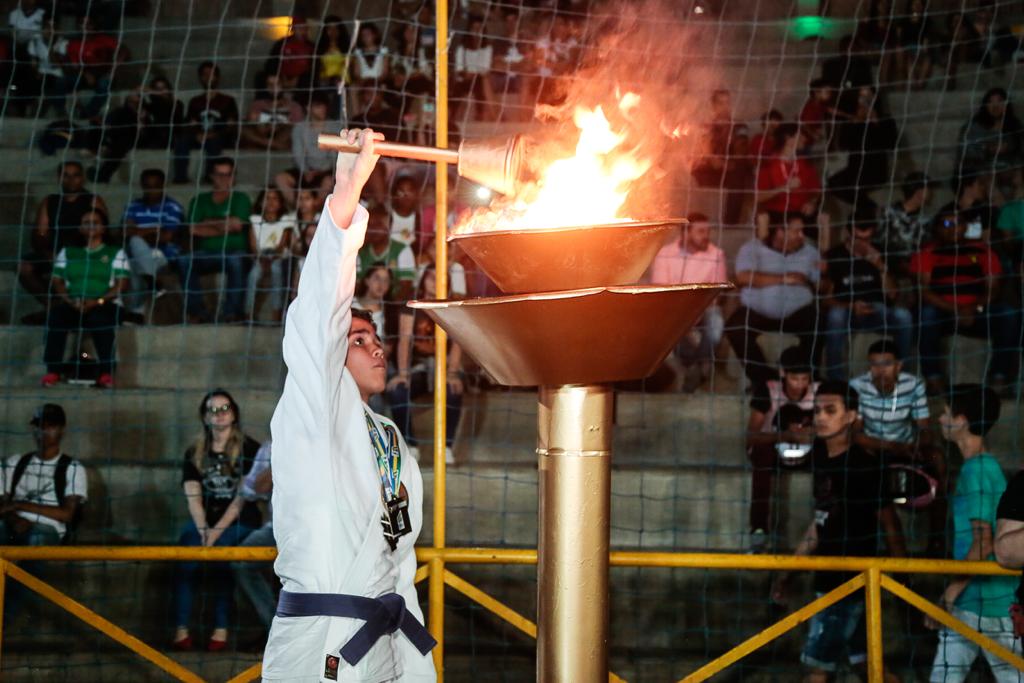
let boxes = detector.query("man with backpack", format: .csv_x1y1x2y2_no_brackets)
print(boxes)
0,404,87,545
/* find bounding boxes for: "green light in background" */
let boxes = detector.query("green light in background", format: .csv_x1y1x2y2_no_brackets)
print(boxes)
788,15,843,40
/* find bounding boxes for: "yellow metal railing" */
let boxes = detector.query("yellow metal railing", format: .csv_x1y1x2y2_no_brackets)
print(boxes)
1,546,1021,683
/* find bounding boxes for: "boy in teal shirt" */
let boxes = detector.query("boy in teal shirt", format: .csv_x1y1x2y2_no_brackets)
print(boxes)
929,384,1021,682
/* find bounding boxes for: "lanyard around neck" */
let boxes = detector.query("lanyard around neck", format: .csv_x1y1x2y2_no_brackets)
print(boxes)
364,409,401,500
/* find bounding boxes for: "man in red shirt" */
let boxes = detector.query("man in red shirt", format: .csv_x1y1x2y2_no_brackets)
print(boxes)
266,16,315,91
54,14,127,119
910,209,1020,394
755,122,821,220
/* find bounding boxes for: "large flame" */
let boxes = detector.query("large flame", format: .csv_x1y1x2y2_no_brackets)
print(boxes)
454,97,651,234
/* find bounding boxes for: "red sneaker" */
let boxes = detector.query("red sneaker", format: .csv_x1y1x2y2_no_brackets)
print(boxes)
40,372,60,387
171,635,193,651
207,636,228,652
95,373,114,389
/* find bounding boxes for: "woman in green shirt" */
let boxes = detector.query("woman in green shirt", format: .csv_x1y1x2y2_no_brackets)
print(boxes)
43,209,129,389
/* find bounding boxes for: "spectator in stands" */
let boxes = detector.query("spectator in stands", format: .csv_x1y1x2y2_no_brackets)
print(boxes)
721,124,756,226
231,439,276,632
772,381,905,682
389,174,434,247
123,169,184,313
52,13,125,120
174,61,239,184
313,15,349,111
910,209,1020,395
996,168,1024,274
648,213,727,391
492,7,525,117
0,404,86,547
879,171,935,277
139,76,184,150
265,15,315,94
959,88,1023,180
174,389,261,652
822,34,875,94
799,79,836,151
290,189,322,300
755,123,821,221
8,0,59,115
691,89,735,188
350,88,401,143
42,209,127,389
453,15,495,122
750,109,783,160
948,5,1018,88
179,157,252,323
726,212,822,388
850,339,947,556
349,21,389,113
246,188,295,323
894,0,937,90
856,0,899,85
746,347,818,552
355,263,395,343
240,72,304,151
927,385,1019,681
358,203,416,299
389,265,463,464
391,23,434,143
18,161,107,321
821,212,913,379
828,87,899,206
941,174,998,244
274,94,334,206
414,235,467,298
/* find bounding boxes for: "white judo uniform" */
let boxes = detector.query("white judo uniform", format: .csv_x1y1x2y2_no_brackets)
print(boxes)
263,203,437,682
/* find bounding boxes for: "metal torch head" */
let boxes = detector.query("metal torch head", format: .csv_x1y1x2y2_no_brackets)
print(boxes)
456,135,525,197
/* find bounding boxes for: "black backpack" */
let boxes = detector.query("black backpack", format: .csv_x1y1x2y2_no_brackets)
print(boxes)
8,452,85,538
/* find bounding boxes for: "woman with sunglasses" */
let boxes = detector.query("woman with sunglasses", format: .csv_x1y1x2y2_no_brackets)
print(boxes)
173,389,262,651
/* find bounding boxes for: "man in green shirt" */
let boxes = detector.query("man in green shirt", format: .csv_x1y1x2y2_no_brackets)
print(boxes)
928,384,1021,682
43,209,129,389
178,157,252,323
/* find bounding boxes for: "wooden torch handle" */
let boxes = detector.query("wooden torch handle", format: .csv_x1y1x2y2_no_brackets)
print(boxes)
317,134,460,165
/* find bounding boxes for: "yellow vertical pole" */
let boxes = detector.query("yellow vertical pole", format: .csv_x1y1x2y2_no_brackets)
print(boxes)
430,0,450,679
865,568,884,683
0,559,6,670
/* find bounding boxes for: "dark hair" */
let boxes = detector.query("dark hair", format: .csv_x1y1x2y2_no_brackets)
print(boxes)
780,346,812,374
58,160,84,175
358,22,383,46
254,187,286,219
209,156,235,171
686,212,709,225
867,338,901,360
351,307,377,332
81,207,109,227
772,122,799,149
761,109,784,124
197,60,219,77
317,15,351,56
973,87,1022,131
140,168,165,185
149,76,172,91
198,388,240,425
415,264,436,299
777,403,812,431
809,77,829,91
849,204,877,232
367,202,389,222
948,383,1001,436
816,379,859,412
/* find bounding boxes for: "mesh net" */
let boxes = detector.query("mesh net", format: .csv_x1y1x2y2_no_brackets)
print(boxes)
0,0,1022,680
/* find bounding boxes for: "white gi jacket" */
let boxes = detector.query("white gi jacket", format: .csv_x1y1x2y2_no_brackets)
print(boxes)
263,203,436,682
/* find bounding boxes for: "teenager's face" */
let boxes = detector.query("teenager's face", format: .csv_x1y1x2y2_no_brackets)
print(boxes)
298,191,318,216
365,268,391,299
346,317,386,396
263,191,283,219
939,404,968,441
79,211,106,241
868,352,901,393
205,394,236,431
813,394,856,441
783,371,811,400
33,422,64,450
986,93,1007,120
391,179,419,216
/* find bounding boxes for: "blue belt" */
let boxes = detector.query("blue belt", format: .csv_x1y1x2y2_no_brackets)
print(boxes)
276,590,437,666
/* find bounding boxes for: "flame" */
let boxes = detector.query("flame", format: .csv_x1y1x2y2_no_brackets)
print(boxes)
455,98,651,234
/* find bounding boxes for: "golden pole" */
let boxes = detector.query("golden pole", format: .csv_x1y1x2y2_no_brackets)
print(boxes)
536,384,613,683
865,568,884,682
430,0,450,678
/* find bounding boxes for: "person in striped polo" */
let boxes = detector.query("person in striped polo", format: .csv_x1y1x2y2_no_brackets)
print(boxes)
850,338,947,556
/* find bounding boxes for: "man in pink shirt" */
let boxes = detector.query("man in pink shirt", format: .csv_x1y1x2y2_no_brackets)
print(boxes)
648,213,728,390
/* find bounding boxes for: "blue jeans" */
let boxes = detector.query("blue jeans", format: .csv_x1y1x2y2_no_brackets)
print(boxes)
230,524,277,628
178,252,250,320
174,521,254,629
0,519,62,616
801,592,867,672
918,303,1021,381
823,303,914,380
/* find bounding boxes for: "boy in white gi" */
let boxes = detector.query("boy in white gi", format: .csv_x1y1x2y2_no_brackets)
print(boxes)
262,128,437,682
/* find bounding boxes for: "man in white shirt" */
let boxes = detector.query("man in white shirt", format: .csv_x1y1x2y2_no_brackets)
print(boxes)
263,128,436,682
648,213,728,390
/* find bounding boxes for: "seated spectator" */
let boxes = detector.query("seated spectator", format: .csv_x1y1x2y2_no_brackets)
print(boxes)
721,124,756,226
821,34,875,94
390,23,435,143
771,381,905,681
8,0,59,115
959,88,1023,181
492,8,525,114
358,204,416,299
312,15,349,109
274,95,334,207
174,61,239,184
173,389,260,652
755,123,821,221
828,86,899,206
180,157,252,323
726,213,822,388
355,263,395,343
530,12,580,107
691,89,735,188
894,0,938,90
240,72,304,151
246,188,295,322
389,266,463,464
86,87,146,183
910,209,1020,395
745,348,818,552
139,76,184,150
122,169,185,313
940,173,998,244
389,174,435,247
349,21,389,112
0,404,86,547
19,161,107,321
821,212,913,379
350,88,401,143
879,171,935,277
648,213,727,391
42,209,127,389
414,235,467,298
290,189,322,300
265,15,314,93
850,339,946,555
231,439,276,633
750,109,783,160
996,168,1024,274
799,78,836,150
453,15,495,122
928,385,1018,681
855,0,900,85
948,5,1018,88
51,14,126,120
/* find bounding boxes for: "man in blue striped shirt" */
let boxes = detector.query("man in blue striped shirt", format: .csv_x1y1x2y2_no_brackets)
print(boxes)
850,338,947,555
122,169,185,312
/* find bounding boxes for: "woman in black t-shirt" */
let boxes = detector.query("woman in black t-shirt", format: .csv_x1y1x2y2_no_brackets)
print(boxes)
172,389,261,652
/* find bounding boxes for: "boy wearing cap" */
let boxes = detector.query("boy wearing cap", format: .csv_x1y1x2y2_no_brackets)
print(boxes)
0,404,87,545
